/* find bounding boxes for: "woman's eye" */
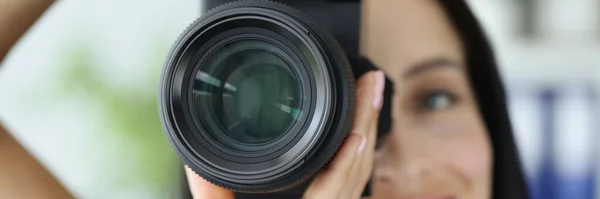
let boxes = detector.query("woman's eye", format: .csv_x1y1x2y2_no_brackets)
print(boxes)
418,90,456,111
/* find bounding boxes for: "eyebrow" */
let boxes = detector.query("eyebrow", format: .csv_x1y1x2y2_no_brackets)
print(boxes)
403,57,460,79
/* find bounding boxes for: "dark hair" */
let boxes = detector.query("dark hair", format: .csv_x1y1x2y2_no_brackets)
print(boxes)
438,1,530,199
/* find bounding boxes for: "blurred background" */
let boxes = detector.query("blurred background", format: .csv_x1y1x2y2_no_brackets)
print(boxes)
0,0,598,198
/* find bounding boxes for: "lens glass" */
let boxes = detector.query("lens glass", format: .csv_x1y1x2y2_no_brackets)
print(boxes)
193,40,302,146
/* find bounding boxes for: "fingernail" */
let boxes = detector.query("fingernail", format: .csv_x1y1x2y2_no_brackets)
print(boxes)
373,71,385,108
357,134,367,156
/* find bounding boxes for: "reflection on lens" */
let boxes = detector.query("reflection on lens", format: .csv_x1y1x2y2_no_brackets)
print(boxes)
194,40,302,145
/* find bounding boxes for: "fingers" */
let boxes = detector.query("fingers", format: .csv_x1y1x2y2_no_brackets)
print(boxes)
340,71,386,199
185,166,235,199
305,71,386,199
352,71,385,138
303,133,366,199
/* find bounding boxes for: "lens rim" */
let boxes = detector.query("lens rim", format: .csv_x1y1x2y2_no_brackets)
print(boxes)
159,1,355,193
167,14,333,179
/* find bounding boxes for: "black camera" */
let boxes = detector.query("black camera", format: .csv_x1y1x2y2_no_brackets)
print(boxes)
159,0,391,198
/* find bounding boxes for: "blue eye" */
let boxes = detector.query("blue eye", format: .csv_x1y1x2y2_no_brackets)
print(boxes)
418,90,456,111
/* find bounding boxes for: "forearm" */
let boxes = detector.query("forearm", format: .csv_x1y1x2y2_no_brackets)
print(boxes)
0,125,74,199
0,0,54,62
0,0,73,198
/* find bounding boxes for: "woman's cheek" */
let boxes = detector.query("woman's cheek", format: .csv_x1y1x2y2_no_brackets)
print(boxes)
420,107,491,172
422,115,492,196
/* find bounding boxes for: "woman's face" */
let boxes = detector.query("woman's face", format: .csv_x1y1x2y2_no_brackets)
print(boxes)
361,0,492,199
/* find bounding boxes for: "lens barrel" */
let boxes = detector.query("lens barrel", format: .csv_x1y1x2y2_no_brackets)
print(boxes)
159,0,355,192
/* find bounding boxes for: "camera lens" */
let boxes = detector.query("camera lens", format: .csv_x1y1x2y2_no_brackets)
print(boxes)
159,0,355,193
194,40,302,147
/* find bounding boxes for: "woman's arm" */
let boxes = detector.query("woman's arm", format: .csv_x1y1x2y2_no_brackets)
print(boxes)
0,0,74,198
0,0,54,61
0,126,73,198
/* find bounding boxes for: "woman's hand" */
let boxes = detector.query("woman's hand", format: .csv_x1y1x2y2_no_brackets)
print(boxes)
303,70,385,199
185,71,386,199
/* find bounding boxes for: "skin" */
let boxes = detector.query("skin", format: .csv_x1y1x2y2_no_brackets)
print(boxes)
0,0,491,199
361,0,492,199
0,0,74,198
0,0,55,61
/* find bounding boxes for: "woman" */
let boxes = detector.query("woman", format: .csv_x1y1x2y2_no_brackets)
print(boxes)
0,0,529,199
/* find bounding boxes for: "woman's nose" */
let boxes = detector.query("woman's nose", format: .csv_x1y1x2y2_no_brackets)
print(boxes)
379,128,436,186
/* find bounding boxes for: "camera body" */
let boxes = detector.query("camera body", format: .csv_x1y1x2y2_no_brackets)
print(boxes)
202,0,361,59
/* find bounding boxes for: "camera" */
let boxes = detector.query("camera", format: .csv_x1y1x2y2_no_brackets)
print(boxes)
159,0,391,198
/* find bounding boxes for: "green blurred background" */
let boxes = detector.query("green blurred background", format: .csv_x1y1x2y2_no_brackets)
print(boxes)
0,0,198,198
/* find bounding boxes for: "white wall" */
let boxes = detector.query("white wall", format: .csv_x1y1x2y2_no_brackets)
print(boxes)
468,0,600,198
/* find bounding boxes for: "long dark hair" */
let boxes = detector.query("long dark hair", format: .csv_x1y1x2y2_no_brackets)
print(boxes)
439,1,530,199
